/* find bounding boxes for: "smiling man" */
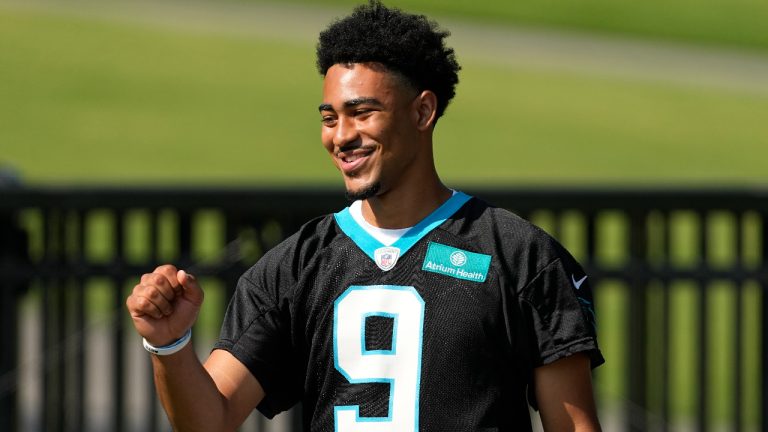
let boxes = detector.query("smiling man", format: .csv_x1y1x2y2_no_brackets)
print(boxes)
126,1,604,431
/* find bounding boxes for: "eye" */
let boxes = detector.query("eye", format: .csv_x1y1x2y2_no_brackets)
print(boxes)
321,115,337,127
354,109,374,118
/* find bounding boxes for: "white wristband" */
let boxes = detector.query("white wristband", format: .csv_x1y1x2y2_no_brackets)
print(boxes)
143,329,192,356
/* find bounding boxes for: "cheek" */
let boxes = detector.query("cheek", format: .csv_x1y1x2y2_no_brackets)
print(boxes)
321,129,334,153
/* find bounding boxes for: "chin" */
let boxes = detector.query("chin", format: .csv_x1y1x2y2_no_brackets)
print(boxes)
344,182,381,202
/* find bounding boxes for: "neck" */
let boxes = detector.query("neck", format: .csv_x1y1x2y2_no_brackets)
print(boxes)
360,173,451,229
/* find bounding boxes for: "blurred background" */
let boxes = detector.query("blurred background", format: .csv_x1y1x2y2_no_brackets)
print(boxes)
2,0,767,186
1,0,767,431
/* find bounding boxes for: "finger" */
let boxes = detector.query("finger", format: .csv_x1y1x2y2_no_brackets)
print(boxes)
177,270,204,306
140,273,179,303
133,283,175,317
126,291,166,320
154,264,182,293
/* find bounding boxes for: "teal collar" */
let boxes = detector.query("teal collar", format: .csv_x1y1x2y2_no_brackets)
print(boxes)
334,192,472,261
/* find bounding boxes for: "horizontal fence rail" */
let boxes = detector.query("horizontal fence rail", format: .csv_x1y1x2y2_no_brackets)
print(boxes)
1,186,767,432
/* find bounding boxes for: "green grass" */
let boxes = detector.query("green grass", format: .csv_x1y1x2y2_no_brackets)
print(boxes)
437,64,768,185
264,0,768,51
2,8,768,186
0,9,328,185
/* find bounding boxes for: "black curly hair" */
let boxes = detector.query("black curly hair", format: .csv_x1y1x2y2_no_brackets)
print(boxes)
316,0,460,122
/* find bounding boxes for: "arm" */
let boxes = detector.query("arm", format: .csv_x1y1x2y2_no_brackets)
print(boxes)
534,353,601,432
126,265,264,432
151,346,264,432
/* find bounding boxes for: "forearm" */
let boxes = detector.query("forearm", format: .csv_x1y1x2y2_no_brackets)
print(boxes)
535,354,602,432
151,344,232,432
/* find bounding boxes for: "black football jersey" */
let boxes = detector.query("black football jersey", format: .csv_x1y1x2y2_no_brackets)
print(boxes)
214,192,603,431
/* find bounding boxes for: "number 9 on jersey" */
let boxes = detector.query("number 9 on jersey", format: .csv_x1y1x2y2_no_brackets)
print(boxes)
333,285,425,431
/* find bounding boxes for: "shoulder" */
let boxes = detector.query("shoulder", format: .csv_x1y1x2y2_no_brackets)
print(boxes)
461,197,554,245
238,213,342,296
457,197,574,282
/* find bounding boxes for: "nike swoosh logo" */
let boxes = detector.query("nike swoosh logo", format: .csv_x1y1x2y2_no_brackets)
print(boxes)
572,274,588,290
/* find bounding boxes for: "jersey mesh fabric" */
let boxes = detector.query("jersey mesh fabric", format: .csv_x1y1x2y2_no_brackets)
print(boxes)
214,196,603,431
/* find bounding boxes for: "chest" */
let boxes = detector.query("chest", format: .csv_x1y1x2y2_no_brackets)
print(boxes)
294,235,510,368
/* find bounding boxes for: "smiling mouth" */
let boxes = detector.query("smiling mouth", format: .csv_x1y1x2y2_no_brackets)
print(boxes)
336,145,375,174
341,152,367,163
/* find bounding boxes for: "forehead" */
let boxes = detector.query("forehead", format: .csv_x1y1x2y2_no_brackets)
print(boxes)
322,63,409,105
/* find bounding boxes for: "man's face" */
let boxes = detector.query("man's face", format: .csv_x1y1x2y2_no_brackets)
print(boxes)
320,63,422,201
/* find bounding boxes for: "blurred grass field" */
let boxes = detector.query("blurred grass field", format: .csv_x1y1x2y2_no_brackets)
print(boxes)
2,0,766,428
1,1,767,186
270,0,768,51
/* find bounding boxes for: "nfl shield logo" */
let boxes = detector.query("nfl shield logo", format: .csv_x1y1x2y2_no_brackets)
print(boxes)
374,246,401,271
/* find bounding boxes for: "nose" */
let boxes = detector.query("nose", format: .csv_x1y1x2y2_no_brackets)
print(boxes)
333,115,359,148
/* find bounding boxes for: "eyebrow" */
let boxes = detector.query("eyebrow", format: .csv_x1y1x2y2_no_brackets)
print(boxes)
318,97,383,112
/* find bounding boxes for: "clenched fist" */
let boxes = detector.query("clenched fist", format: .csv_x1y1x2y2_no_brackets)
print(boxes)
126,264,204,347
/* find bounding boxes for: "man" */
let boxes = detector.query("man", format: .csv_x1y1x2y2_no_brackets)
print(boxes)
126,1,604,431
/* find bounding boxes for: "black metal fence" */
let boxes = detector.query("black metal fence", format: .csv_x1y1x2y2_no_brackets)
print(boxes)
1,186,766,432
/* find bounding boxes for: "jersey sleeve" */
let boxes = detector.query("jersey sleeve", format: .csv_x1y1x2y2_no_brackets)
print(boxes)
213,267,303,418
518,248,605,369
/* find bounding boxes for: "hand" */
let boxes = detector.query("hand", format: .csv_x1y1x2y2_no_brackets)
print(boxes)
126,264,204,347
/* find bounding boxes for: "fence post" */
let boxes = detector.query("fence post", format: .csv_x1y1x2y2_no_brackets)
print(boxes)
0,208,29,432
762,211,768,432
627,210,648,432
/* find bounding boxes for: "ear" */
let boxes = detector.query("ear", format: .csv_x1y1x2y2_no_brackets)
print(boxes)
413,90,438,131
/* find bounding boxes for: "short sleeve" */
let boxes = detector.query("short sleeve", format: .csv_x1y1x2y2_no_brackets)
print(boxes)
518,255,604,369
213,274,303,418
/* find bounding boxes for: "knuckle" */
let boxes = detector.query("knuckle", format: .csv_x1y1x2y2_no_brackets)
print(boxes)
156,264,178,275
148,289,164,302
147,273,167,287
135,296,151,310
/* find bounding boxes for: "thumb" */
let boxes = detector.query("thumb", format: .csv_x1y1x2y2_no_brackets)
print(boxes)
177,270,204,306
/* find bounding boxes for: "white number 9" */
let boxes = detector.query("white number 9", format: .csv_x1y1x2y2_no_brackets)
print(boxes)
333,285,425,432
